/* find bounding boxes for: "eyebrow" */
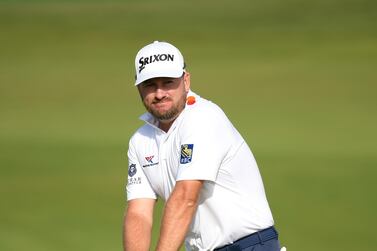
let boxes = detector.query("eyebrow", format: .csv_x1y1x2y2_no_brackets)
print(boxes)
143,77,177,85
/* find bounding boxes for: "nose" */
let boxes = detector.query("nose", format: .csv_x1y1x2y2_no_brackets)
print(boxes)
154,86,167,100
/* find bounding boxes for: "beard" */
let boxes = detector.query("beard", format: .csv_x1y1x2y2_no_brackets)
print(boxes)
143,93,187,122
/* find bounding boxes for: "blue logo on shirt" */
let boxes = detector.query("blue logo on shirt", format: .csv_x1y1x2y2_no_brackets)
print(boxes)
128,163,137,177
180,144,194,164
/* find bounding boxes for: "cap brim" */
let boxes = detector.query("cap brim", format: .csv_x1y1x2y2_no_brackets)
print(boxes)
135,69,184,85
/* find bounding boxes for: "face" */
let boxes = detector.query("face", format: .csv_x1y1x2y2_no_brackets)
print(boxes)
138,72,191,123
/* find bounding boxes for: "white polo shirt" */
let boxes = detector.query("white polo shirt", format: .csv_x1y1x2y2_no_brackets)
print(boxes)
126,91,274,250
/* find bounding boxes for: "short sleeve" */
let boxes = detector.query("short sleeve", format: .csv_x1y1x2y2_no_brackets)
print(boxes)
176,104,233,182
126,139,157,201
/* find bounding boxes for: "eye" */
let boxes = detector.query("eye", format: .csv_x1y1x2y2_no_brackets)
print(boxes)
163,80,175,86
142,82,155,88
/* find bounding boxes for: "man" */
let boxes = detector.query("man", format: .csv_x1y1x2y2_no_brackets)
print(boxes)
124,41,281,251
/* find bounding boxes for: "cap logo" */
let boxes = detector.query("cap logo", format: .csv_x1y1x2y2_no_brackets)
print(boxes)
138,54,174,73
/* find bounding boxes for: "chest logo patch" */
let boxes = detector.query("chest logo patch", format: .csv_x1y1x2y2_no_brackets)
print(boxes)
143,155,159,168
180,144,194,164
128,163,137,177
145,155,154,163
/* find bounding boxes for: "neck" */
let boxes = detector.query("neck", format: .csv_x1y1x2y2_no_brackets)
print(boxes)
158,111,182,132
158,120,174,132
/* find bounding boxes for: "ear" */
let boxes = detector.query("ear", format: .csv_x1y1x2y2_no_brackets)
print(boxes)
183,72,191,92
136,84,146,101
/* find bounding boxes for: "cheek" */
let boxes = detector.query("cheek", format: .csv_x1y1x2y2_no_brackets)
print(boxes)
142,93,154,103
139,87,153,99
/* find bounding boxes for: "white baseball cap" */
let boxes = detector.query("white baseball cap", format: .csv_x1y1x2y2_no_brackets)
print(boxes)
134,41,185,85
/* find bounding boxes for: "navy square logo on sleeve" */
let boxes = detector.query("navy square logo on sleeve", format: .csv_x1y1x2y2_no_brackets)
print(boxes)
128,163,137,177
180,144,194,164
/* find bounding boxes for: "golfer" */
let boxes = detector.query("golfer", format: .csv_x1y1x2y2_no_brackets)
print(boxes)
123,41,281,251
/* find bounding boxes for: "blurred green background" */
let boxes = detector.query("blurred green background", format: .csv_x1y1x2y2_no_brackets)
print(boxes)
0,0,376,250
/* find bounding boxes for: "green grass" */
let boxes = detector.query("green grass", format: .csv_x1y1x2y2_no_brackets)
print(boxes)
0,0,376,250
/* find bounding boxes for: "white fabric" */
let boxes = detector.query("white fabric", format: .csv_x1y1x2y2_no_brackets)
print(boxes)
126,91,274,250
134,41,185,85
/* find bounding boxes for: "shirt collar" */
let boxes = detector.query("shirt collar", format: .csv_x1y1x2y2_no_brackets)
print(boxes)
139,112,159,129
139,110,185,135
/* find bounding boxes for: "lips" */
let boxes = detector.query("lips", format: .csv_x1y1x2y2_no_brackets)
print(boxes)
153,98,172,106
152,100,172,110
153,97,171,104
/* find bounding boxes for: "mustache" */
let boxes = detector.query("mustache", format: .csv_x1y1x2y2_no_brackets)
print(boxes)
152,97,172,104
